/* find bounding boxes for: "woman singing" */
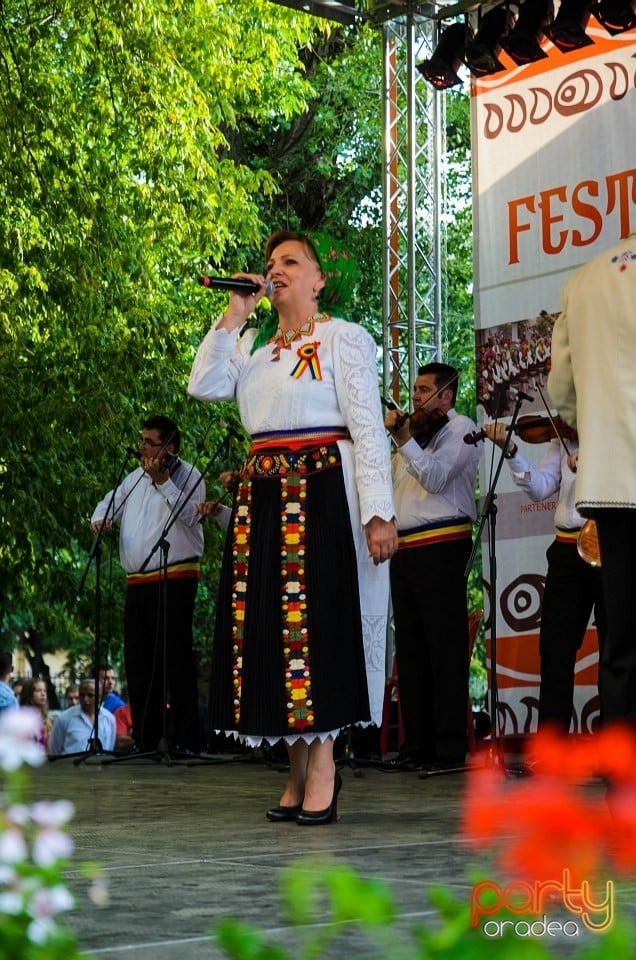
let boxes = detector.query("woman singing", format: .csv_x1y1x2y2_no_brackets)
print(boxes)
189,230,396,825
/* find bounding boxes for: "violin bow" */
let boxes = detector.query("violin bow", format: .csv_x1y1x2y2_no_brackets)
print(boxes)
535,382,571,457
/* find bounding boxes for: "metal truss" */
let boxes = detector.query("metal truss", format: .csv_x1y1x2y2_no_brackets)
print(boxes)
381,12,446,406
268,0,449,405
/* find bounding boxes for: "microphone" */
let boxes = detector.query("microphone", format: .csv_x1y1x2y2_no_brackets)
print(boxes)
122,445,141,460
221,421,245,442
511,389,534,403
198,276,275,297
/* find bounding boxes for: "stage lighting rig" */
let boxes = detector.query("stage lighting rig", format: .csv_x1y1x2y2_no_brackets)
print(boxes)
464,5,515,76
417,21,469,89
500,0,553,64
545,0,594,50
591,0,636,34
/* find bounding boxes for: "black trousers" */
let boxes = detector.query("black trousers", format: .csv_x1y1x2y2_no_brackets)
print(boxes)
538,539,605,730
593,509,636,726
390,538,471,763
124,576,200,751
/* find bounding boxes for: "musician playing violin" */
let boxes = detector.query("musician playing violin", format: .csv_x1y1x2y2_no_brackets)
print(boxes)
482,421,605,732
384,363,480,772
90,415,205,754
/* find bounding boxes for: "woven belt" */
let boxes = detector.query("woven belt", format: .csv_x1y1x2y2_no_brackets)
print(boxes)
555,527,581,544
249,426,350,452
398,518,472,550
127,560,201,585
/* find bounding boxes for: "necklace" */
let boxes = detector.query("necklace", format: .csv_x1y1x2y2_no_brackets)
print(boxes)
269,312,330,361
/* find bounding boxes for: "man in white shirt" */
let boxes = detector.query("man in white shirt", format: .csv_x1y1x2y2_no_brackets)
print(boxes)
49,680,116,755
385,363,480,772
91,415,205,754
484,424,604,731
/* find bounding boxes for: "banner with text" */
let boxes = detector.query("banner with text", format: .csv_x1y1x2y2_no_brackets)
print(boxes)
471,24,636,734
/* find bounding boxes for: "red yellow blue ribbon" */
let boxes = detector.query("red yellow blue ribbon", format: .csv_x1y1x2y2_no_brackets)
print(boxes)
291,342,322,380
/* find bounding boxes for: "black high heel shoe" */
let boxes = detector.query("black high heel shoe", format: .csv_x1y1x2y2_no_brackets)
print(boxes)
296,771,342,826
266,804,302,822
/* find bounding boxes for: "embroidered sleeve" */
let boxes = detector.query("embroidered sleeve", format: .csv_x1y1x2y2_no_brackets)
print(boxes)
188,324,252,402
333,324,395,526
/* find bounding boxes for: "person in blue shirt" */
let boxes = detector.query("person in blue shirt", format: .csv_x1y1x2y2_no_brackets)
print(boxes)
0,650,19,714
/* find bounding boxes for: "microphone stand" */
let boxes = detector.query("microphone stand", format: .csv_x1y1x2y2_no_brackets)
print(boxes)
50,449,136,764
104,430,239,767
460,392,526,778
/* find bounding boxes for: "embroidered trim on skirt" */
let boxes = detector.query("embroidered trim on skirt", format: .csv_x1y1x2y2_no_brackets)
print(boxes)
209,440,371,742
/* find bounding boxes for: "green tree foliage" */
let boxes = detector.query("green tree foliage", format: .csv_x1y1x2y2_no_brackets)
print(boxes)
0,0,329,667
0,2,478,684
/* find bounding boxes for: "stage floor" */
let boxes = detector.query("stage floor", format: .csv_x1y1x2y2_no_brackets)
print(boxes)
28,748,635,959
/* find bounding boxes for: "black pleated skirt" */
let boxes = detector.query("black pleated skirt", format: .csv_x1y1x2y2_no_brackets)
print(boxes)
209,446,371,741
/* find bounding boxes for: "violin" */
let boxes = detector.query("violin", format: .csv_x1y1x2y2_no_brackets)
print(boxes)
464,415,577,448
383,398,448,447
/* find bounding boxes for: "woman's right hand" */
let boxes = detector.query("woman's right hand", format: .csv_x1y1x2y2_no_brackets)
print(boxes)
216,275,271,332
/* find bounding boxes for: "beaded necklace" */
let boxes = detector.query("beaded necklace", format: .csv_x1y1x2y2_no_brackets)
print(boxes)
269,312,330,362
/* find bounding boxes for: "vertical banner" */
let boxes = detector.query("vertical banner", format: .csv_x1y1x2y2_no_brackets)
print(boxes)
471,24,636,734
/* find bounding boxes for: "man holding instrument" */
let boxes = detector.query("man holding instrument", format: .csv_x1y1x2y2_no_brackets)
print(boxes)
385,363,480,771
90,415,205,753
482,421,605,731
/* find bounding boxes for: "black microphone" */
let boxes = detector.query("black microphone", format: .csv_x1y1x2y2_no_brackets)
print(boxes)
198,276,274,297
220,421,245,442
122,445,141,460
512,389,534,403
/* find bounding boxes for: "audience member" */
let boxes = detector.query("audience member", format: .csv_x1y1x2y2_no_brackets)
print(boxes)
0,651,19,713
98,663,125,713
19,678,54,748
48,679,116,756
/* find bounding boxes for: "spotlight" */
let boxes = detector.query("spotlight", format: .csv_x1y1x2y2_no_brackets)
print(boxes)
500,0,553,65
417,22,469,90
464,6,515,77
591,0,636,34
545,0,594,50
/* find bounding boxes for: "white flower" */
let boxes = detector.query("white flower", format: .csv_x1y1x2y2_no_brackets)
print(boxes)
27,917,55,945
88,875,110,907
30,799,74,828
0,826,28,863
32,883,75,917
32,828,74,867
6,803,30,826
0,708,45,771
0,862,16,884
0,890,24,915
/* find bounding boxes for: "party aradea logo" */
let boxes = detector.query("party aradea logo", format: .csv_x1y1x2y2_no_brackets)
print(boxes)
470,870,615,938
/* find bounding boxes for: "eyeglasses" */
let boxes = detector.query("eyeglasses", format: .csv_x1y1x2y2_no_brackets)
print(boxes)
139,437,164,448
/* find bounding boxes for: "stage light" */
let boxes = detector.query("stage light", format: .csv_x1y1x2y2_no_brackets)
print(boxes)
464,6,515,77
545,0,594,50
500,0,553,65
417,22,469,90
591,0,636,34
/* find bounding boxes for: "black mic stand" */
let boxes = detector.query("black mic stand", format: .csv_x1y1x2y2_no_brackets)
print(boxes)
429,393,526,780
49,450,136,764
104,431,240,767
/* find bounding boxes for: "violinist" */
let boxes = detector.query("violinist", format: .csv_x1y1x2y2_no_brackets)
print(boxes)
90,415,205,754
482,421,605,732
385,363,480,772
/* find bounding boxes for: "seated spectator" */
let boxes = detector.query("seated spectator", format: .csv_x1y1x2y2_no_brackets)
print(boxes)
0,651,19,713
20,678,54,748
48,679,116,756
113,702,134,752
98,663,125,713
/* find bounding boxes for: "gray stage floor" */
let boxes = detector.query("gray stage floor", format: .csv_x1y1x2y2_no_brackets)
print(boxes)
29,750,636,959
